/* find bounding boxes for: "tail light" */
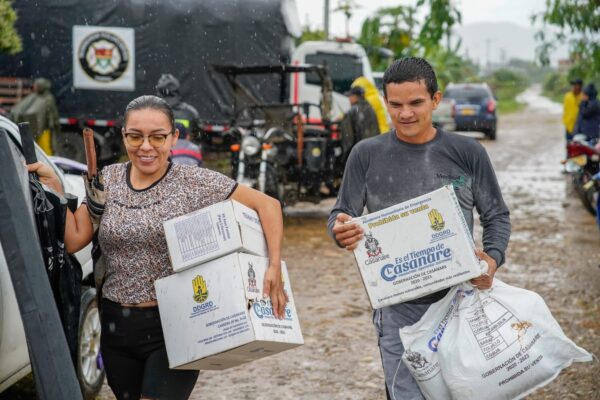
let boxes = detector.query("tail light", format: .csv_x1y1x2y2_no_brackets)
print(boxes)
486,99,496,113
451,102,456,118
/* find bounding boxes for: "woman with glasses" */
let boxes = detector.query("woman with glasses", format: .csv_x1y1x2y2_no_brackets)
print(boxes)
27,95,287,400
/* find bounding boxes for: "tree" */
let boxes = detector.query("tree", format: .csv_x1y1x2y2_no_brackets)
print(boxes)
358,5,419,70
0,0,22,54
358,0,470,88
297,26,326,45
416,0,462,57
533,0,600,82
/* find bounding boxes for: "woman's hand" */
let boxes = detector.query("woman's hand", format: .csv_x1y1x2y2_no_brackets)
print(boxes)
26,162,63,194
263,261,288,319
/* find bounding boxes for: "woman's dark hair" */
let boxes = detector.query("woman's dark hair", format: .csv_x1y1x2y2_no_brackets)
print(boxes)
383,57,438,99
123,95,175,130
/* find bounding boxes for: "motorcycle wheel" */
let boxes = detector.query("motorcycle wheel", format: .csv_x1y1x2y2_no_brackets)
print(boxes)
575,171,597,216
264,165,285,205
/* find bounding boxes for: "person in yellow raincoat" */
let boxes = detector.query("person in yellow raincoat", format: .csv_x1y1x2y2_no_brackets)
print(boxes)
351,76,390,133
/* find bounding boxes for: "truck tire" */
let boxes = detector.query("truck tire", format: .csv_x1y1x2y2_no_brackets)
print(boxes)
54,130,86,163
77,288,105,399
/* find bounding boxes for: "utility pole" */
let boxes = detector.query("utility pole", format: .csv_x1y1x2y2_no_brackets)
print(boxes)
324,0,330,40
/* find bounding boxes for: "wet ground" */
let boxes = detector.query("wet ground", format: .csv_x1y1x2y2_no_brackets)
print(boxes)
6,86,598,399
101,86,598,399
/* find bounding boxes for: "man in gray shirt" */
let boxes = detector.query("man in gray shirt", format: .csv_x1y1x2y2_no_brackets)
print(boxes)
328,57,510,399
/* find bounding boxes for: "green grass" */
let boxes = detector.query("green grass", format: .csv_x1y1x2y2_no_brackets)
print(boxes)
542,90,564,104
494,86,526,115
497,98,526,114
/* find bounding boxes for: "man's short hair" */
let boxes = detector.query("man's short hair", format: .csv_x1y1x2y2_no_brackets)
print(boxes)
383,57,438,99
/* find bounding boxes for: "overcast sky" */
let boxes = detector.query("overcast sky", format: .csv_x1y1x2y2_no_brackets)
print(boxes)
296,0,549,34
295,0,568,65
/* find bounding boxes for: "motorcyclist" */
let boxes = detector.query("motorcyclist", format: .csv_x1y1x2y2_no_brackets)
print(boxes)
155,73,201,140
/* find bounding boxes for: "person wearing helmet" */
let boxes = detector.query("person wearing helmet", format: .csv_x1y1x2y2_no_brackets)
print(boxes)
170,122,203,167
156,73,201,140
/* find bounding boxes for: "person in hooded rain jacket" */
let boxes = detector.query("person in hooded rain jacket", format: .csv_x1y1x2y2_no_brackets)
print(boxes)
10,78,60,154
574,83,600,141
351,75,390,134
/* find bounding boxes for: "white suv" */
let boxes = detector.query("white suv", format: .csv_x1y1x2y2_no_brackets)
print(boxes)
0,116,104,399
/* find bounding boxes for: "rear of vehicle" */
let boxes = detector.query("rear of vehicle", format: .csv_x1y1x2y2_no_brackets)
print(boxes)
445,84,497,139
433,98,456,132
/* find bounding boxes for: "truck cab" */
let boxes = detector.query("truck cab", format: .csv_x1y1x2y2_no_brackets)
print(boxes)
290,40,374,121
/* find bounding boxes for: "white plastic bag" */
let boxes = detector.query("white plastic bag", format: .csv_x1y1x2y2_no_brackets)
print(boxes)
399,279,592,400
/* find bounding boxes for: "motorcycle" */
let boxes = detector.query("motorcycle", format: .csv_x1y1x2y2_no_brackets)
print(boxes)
215,64,345,206
564,134,600,215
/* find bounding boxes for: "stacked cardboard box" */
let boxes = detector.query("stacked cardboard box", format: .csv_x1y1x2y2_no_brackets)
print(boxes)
156,200,303,370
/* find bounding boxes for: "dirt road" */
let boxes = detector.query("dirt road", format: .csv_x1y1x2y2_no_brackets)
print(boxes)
96,86,599,399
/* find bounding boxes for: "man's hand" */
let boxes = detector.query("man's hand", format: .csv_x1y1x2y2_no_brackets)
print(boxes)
27,162,63,194
263,262,288,319
332,213,364,251
470,249,498,289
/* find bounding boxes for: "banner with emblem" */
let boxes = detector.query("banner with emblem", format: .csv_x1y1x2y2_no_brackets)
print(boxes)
72,25,135,90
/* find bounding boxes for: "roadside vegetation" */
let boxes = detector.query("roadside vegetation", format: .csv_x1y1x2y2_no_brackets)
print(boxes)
486,68,529,115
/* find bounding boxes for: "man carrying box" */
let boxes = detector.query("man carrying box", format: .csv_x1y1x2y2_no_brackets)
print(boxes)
327,57,511,399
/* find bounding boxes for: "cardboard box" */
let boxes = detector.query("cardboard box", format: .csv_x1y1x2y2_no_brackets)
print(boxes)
164,200,267,272
155,253,303,370
352,185,481,309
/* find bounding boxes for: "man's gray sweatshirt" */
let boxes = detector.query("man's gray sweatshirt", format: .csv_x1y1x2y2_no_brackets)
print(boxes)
327,129,511,304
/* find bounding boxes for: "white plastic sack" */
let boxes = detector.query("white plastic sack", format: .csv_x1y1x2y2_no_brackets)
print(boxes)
399,279,592,400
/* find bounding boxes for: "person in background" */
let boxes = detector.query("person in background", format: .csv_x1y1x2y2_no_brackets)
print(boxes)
156,73,201,140
27,95,286,400
563,78,583,145
351,76,390,133
170,122,203,167
340,86,380,160
10,77,60,155
574,83,600,142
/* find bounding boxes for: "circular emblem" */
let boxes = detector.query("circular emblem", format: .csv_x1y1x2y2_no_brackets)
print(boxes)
78,31,129,82
311,147,321,157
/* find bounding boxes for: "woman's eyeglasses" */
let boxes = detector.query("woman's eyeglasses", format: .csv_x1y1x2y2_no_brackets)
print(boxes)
123,132,172,147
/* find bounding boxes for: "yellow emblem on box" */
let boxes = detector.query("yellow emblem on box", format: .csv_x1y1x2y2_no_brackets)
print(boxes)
192,275,209,303
428,209,445,231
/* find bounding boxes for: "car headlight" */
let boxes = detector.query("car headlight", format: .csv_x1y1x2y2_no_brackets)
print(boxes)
242,136,261,156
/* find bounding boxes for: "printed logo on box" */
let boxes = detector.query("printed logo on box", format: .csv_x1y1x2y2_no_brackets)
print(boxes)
253,299,292,320
247,262,260,294
428,209,445,231
190,275,218,318
363,232,390,265
380,243,453,282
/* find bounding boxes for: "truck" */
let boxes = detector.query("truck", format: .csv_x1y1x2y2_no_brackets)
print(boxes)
290,39,376,120
0,0,301,164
